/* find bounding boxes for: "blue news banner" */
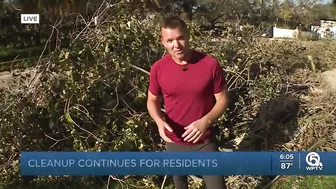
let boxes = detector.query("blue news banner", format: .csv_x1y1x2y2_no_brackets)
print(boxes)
20,152,335,176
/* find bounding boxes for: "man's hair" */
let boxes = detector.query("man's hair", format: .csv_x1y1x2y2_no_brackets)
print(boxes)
159,16,189,37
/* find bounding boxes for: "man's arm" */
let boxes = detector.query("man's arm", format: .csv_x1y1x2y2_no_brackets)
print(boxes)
147,91,164,124
147,91,173,142
202,87,228,129
182,87,228,143
203,60,229,128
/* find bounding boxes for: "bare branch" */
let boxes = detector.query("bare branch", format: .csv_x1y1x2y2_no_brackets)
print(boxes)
72,0,123,44
160,175,167,189
128,63,150,75
45,134,72,149
121,98,136,114
72,104,99,126
107,175,128,189
65,95,111,144
101,86,120,111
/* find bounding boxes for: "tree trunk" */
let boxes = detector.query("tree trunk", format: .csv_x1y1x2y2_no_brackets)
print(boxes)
35,24,41,45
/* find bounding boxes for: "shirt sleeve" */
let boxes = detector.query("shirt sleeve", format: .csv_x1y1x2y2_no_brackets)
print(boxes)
149,64,162,96
213,60,227,94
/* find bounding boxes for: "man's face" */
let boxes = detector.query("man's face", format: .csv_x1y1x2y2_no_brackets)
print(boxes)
160,27,190,60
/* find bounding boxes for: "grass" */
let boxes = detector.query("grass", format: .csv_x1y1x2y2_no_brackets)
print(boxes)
0,38,70,62
0,46,46,61
272,176,336,189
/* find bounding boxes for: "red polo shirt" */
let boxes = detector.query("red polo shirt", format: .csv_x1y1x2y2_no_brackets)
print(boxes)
149,50,226,144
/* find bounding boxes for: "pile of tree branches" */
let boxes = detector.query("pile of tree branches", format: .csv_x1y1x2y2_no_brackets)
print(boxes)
1,1,336,188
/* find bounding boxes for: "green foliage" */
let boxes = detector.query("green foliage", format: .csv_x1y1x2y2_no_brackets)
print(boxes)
0,46,45,60
273,176,336,189
1,1,336,189
1,10,166,188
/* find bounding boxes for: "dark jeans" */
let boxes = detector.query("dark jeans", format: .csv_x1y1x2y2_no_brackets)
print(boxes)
165,140,226,189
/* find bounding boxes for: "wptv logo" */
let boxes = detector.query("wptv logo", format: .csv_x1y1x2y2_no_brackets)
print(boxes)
305,152,323,171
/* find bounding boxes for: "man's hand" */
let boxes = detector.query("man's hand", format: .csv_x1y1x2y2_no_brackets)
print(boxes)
181,87,228,143
157,120,174,143
182,118,209,143
147,91,174,143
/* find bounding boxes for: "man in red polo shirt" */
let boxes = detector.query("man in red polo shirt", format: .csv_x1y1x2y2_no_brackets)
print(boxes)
147,16,228,189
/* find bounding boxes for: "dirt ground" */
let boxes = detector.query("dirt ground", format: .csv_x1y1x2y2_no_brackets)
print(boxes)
322,68,336,92
0,68,36,89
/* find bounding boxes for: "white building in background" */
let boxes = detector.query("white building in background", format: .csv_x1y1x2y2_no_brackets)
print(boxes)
272,25,299,39
311,19,336,39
